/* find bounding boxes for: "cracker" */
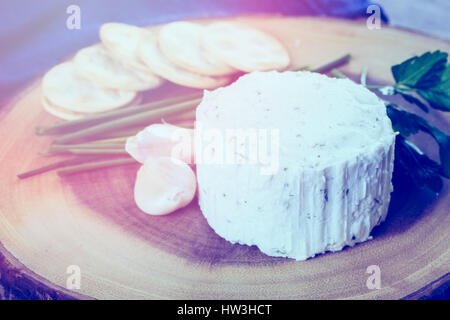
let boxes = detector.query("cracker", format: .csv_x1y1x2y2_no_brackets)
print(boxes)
139,30,230,89
202,22,290,72
99,23,152,73
42,96,85,120
74,45,162,91
42,92,143,120
158,21,236,76
42,62,137,113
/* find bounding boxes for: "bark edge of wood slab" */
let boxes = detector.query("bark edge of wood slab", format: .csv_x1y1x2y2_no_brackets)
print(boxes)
1,245,448,299
0,16,449,300
0,242,90,300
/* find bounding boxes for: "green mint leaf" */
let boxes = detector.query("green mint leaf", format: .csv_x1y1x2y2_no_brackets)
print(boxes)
418,64,450,111
399,92,429,113
386,104,424,137
386,104,450,178
395,136,443,193
419,90,450,111
426,127,450,178
392,50,448,89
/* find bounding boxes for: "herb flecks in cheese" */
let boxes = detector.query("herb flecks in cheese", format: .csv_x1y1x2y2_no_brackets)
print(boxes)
196,71,396,261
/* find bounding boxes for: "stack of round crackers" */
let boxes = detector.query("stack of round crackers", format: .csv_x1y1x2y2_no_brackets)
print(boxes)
42,20,291,120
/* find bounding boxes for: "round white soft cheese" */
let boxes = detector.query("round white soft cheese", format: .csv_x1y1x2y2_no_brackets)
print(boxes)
196,71,396,261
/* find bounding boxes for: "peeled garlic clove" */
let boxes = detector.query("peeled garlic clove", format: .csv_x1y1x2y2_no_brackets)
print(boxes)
125,123,194,164
134,157,197,215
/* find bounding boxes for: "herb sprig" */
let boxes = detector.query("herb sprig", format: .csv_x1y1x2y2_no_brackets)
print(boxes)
376,50,450,113
366,51,450,192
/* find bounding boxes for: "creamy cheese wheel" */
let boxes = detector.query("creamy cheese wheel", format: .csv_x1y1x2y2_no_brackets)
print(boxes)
196,71,396,261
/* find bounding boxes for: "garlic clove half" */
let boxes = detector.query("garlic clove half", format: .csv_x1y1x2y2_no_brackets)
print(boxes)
134,157,197,215
125,123,194,164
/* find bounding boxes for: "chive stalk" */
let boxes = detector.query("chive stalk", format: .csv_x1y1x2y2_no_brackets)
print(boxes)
57,158,137,176
312,54,351,73
17,155,109,179
36,94,202,136
53,99,200,144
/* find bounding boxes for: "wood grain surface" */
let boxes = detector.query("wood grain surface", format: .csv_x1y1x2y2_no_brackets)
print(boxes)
0,16,449,300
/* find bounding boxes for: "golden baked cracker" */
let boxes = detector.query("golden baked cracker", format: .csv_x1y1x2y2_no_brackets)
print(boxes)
74,45,162,91
42,96,85,120
100,23,152,73
202,22,290,72
42,92,143,120
158,21,236,76
42,62,137,114
139,30,230,89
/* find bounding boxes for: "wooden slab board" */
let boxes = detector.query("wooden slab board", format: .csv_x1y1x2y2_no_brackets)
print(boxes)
0,16,449,300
